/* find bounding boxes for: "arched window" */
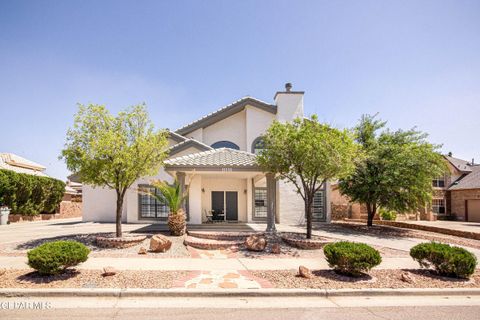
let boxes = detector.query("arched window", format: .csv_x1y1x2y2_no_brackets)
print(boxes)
251,137,265,155
211,141,240,150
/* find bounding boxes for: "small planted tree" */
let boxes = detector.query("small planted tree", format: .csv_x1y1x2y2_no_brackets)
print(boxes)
339,114,447,227
257,115,358,239
144,179,188,236
61,104,168,237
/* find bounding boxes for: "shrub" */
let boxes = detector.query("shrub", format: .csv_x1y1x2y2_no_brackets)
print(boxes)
379,208,396,221
27,240,90,275
410,242,477,278
324,241,382,276
0,169,65,215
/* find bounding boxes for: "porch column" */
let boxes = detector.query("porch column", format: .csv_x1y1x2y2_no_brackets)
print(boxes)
176,172,186,211
266,172,277,233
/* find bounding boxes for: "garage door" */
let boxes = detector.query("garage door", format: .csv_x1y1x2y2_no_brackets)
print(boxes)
467,200,480,222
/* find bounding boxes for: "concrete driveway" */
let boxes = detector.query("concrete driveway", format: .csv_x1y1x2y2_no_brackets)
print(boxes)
398,220,480,233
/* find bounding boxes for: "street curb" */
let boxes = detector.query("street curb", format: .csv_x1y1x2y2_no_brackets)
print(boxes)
1,288,480,298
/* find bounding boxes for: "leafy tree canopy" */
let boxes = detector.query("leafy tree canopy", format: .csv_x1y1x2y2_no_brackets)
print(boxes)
339,114,447,226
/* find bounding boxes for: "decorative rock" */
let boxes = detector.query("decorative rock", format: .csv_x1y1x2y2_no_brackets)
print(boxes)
149,234,172,253
400,272,415,284
298,265,314,279
138,247,147,255
271,243,281,254
245,235,267,252
102,266,117,277
0,268,6,276
229,245,239,252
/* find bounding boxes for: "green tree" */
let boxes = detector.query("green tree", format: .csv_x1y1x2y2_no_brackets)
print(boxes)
339,114,447,227
257,115,358,239
61,104,169,237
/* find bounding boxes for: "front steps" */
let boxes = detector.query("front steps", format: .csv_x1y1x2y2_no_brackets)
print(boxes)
185,231,264,250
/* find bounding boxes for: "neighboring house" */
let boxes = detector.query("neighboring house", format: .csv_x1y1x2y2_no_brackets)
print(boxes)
0,153,48,177
432,155,480,222
330,155,480,222
83,84,330,225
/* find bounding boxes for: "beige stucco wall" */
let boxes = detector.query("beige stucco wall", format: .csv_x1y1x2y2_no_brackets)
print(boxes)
245,106,275,153
202,110,247,150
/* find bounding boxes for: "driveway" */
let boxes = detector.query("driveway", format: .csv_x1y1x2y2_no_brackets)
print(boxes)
398,220,480,233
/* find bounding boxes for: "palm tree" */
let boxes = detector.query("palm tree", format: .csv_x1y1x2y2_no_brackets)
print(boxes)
143,179,188,236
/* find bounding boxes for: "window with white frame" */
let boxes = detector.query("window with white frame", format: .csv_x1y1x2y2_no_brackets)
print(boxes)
432,198,445,214
432,177,445,188
251,137,265,155
138,185,169,219
253,187,267,218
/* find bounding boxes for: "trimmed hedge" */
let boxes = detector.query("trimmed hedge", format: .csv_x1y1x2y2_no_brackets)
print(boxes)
27,240,90,275
324,241,382,276
0,169,65,215
410,242,477,278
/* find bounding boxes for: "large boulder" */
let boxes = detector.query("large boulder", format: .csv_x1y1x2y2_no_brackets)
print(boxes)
149,234,172,253
245,235,267,252
298,265,314,279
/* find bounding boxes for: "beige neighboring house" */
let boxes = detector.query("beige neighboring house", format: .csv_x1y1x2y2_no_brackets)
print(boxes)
0,153,48,177
83,84,330,225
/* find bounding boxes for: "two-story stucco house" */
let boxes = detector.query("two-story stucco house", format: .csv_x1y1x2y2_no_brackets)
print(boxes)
82,84,330,226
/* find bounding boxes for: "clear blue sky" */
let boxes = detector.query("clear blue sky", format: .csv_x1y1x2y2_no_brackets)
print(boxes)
1,0,479,180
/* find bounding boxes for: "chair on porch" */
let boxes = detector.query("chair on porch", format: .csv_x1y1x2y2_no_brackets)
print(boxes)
204,209,214,224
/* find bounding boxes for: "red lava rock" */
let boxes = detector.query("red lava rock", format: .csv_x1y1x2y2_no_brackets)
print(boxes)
245,235,267,252
138,247,147,255
150,234,172,252
271,243,281,254
298,265,314,279
102,266,117,277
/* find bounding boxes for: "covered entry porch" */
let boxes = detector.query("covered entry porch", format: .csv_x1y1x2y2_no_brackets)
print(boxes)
164,148,277,230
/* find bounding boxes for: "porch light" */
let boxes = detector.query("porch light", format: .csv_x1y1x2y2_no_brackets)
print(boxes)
202,188,205,193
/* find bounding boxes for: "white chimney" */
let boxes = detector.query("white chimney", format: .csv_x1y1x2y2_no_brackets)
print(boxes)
274,83,304,123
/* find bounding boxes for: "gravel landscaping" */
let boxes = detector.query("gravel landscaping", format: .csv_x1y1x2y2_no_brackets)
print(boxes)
0,269,188,289
251,269,480,289
0,232,190,258
325,222,480,250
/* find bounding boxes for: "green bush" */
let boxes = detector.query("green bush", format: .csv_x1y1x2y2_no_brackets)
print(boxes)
324,241,382,276
27,240,90,275
379,208,396,221
410,242,477,278
0,169,65,215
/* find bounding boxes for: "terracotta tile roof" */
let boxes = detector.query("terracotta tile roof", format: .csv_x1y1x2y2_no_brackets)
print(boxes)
448,165,480,190
175,97,276,136
0,153,48,177
168,138,213,156
164,148,259,169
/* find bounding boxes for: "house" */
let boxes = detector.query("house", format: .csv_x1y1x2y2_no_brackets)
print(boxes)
432,155,480,222
82,84,330,225
330,155,480,222
0,153,48,177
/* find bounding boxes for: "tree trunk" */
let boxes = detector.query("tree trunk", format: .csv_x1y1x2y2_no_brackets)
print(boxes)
305,194,313,239
366,202,376,227
115,190,124,237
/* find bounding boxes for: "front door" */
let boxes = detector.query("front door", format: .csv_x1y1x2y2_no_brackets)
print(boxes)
226,191,238,221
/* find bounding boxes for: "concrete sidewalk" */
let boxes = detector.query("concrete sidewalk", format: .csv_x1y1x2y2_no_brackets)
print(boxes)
0,255,420,271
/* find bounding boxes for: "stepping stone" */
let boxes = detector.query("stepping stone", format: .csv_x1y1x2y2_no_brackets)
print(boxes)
219,281,238,289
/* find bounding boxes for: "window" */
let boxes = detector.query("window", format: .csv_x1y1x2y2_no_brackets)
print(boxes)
253,187,267,218
312,190,325,221
251,137,265,155
138,185,169,219
211,141,240,150
432,178,445,188
432,198,446,214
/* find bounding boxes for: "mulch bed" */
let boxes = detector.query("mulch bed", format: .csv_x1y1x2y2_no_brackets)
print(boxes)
0,269,188,289
251,269,480,289
329,222,480,250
